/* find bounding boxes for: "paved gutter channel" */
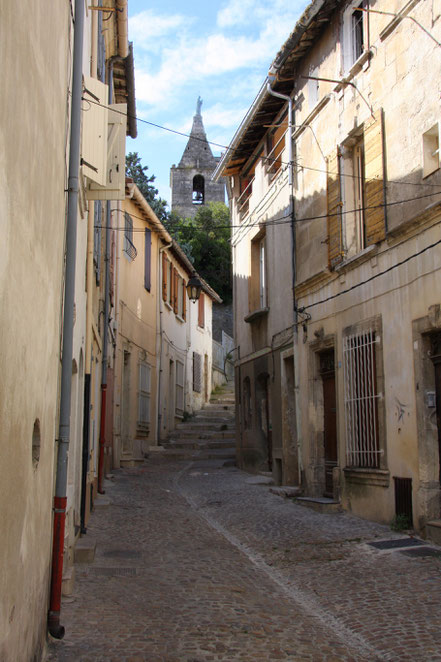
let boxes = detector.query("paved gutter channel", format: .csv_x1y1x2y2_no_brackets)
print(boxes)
47,458,441,662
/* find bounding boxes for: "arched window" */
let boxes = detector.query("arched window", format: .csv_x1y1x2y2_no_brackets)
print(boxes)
192,174,205,204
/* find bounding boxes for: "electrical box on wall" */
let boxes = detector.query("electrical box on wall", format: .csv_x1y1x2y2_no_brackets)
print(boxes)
426,391,436,408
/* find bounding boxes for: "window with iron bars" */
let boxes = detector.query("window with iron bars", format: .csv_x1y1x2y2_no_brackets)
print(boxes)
343,329,381,468
124,212,137,261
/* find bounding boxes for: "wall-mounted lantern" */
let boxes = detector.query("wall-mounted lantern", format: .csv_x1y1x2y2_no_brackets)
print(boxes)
186,272,203,302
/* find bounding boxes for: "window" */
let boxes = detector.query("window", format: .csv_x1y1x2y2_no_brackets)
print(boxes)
343,329,381,468
198,292,205,328
176,360,184,415
342,1,366,73
138,361,151,429
192,174,205,204
124,212,137,260
341,133,366,256
144,228,151,291
249,230,267,313
162,252,168,302
193,352,202,392
308,66,319,110
176,274,186,319
327,110,386,267
423,123,440,178
266,117,287,179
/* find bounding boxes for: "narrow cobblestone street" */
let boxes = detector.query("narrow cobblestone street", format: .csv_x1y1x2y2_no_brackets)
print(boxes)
47,457,441,662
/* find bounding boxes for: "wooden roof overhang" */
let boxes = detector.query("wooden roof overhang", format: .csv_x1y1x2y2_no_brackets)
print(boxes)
215,0,341,179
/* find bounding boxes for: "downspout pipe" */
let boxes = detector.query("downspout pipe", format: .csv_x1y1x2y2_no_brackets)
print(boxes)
97,58,116,494
48,0,85,640
266,75,303,486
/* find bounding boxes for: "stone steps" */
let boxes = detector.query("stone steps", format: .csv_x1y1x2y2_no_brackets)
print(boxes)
162,383,236,464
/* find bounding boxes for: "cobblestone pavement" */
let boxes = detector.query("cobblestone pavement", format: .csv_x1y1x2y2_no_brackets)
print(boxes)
47,458,441,662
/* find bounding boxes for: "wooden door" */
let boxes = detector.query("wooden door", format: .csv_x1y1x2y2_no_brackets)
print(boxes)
320,350,337,497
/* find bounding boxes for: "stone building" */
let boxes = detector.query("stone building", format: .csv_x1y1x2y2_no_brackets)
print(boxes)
170,98,225,218
215,0,441,538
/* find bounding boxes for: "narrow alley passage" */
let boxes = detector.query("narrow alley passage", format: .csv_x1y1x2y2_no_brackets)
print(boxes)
47,456,441,662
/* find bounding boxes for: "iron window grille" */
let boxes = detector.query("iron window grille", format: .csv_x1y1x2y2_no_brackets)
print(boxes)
343,329,381,468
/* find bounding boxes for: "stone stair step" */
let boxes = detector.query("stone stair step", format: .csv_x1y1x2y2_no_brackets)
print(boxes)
171,429,235,440
175,421,234,431
167,439,236,450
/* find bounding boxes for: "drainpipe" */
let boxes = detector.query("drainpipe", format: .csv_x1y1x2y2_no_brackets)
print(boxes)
81,0,98,534
97,58,116,494
266,73,303,486
48,0,84,639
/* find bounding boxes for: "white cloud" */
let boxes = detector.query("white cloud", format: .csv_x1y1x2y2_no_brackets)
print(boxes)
128,10,192,49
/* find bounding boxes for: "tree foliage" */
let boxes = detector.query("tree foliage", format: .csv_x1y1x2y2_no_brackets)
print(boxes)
166,202,232,303
125,152,168,222
125,152,232,303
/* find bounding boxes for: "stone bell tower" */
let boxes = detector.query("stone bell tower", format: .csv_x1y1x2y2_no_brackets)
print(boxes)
170,97,225,219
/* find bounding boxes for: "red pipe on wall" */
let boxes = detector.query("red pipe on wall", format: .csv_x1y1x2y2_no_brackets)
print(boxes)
48,496,67,638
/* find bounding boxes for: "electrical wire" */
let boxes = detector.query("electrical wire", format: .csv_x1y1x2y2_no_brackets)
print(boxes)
81,96,441,191
300,235,441,312
96,189,441,235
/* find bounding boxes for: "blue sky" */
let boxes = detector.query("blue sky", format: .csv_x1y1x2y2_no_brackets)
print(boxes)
127,0,307,206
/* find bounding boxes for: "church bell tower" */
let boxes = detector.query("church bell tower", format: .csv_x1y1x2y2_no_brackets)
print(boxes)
170,97,225,219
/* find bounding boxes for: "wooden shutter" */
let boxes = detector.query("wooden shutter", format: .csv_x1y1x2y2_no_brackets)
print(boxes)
162,252,167,301
144,229,151,291
173,268,178,314
327,148,343,268
198,292,205,328
364,109,386,246
182,279,187,321
193,352,202,393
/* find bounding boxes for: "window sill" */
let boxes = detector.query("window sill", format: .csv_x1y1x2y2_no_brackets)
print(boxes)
338,49,373,88
343,467,389,487
136,424,150,436
335,244,377,273
244,307,269,324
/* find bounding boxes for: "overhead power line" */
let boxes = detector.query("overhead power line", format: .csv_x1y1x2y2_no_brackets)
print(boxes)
81,96,441,192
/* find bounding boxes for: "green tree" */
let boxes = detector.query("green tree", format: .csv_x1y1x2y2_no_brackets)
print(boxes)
167,203,232,303
125,152,168,222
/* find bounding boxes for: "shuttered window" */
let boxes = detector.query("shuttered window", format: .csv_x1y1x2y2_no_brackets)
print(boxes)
182,279,187,321
364,110,386,246
327,149,343,268
173,268,179,314
162,252,168,302
198,292,205,328
176,360,185,414
193,352,202,393
144,229,151,291
327,109,386,268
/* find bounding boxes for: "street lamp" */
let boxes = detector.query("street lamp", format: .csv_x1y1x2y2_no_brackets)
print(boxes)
186,272,203,302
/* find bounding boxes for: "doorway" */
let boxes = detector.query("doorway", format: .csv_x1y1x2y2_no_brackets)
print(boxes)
319,349,337,497
430,332,441,484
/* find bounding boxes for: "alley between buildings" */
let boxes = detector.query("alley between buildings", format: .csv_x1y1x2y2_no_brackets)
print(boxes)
47,455,441,662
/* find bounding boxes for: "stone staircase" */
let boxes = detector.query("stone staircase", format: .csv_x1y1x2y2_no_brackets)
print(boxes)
160,382,236,464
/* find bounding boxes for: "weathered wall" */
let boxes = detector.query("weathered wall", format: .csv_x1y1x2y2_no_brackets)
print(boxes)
292,0,441,529
0,3,71,660
114,196,159,465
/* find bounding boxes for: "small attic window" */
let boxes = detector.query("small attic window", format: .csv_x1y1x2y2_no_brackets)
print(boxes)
192,174,205,204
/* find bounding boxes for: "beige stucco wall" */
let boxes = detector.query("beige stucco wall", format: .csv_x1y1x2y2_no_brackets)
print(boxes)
114,197,159,465
0,3,71,661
